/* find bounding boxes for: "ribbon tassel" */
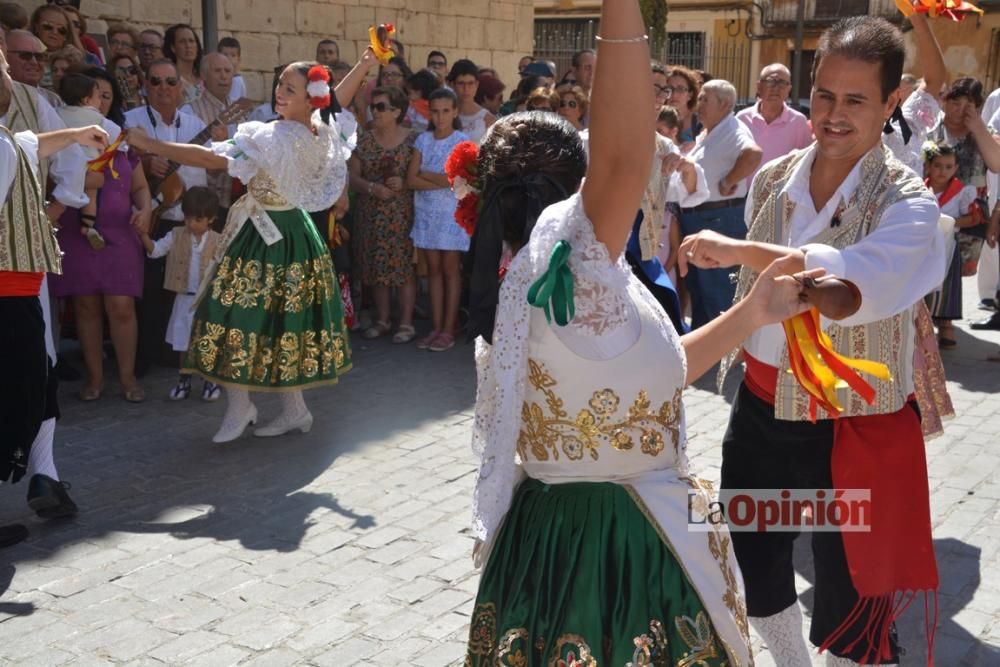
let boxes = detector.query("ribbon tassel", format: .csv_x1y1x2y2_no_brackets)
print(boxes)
86,134,126,179
783,308,892,421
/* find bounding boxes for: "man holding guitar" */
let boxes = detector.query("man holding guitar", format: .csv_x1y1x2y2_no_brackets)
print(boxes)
187,52,256,226
125,58,207,374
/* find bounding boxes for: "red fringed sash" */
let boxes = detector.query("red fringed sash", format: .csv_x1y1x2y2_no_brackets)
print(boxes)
744,351,940,665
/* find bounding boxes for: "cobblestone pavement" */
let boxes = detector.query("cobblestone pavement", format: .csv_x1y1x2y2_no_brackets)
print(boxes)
0,277,998,666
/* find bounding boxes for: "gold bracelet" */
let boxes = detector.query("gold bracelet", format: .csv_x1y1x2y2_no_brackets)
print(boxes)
595,34,649,44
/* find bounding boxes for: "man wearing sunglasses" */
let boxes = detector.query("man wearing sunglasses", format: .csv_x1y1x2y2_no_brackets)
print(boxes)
736,63,813,185
138,29,164,72
0,30,87,224
125,59,207,374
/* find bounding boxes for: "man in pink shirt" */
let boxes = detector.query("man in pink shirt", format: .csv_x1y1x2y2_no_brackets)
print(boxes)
737,63,813,184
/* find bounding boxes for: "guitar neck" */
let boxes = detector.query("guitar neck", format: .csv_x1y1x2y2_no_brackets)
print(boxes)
146,99,253,193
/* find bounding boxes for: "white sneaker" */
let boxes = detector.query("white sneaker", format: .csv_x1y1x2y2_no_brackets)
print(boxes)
253,410,313,437
212,404,258,443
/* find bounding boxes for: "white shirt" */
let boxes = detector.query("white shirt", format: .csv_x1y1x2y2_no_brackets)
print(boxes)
124,105,208,221
0,130,40,207
687,113,758,201
0,89,88,209
883,88,941,176
231,75,247,101
744,144,947,394
147,227,207,293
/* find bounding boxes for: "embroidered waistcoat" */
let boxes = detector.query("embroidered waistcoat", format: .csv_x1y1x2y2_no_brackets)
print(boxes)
164,227,220,293
6,83,49,185
718,144,932,420
0,127,62,274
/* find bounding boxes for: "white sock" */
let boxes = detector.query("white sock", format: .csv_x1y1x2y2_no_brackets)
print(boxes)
279,390,308,417
27,418,58,480
219,387,253,424
750,603,812,667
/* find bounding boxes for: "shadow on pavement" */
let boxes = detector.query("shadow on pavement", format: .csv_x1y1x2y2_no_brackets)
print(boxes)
792,536,996,665
0,332,475,563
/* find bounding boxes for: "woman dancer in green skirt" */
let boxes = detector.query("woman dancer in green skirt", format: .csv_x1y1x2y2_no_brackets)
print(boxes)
461,0,823,664
127,51,377,442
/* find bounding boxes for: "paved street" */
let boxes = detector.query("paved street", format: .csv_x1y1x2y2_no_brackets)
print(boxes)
1,277,998,666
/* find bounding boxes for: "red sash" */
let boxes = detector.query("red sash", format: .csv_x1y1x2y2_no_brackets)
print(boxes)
744,351,939,665
927,176,964,209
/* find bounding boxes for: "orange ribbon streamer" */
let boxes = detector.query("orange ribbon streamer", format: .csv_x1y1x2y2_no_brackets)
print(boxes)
86,134,125,179
895,0,983,21
368,24,397,65
781,308,892,422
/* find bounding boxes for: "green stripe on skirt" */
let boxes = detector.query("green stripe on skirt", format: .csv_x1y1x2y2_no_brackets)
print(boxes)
184,208,351,391
466,479,730,666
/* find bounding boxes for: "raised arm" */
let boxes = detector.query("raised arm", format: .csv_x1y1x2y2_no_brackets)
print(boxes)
125,127,227,171
335,48,379,110
580,0,655,259
909,13,946,99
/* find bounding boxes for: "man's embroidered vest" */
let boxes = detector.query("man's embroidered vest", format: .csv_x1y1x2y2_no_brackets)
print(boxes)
0,127,62,274
6,82,49,185
718,144,933,420
163,228,220,293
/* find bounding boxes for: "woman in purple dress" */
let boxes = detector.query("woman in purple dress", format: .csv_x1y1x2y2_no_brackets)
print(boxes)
49,68,152,402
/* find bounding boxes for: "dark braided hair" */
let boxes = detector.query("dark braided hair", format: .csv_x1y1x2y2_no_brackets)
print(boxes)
467,112,587,342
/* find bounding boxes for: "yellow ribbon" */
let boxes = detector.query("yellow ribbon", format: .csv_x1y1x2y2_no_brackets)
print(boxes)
368,25,397,65
86,134,125,179
783,308,892,421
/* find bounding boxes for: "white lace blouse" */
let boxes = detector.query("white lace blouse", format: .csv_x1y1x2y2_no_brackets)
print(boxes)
471,193,688,557
211,110,357,211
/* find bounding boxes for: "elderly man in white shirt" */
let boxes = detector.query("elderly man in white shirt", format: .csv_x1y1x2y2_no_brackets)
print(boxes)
125,58,207,373
678,78,763,328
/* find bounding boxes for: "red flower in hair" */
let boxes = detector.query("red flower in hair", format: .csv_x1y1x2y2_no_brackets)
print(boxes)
306,65,332,109
445,141,480,184
456,193,480,236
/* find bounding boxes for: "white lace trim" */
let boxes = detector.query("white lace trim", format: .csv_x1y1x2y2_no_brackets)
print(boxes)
471,193,688,561
211,110,356,211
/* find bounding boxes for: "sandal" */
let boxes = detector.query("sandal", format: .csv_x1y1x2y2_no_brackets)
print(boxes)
168,375,192,401
363,320,391,339
122,385,146,403
78,385,102,402
392,324,416,344
201,380,222,402
937,336,957,349
429,331,456,352
416,330,440,350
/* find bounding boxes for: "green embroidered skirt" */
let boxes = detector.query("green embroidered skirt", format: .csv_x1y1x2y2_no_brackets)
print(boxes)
466,479,730,666
184,208,352,391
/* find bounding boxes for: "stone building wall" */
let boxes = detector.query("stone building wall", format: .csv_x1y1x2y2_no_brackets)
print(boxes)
24,0,535,102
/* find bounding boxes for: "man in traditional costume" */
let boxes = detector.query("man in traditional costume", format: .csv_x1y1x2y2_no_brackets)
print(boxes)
0,50,109,547
680,16,946,667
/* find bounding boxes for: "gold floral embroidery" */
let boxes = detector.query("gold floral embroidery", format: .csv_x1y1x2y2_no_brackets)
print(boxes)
548,634,596,667
627,619,670,666
676,612,720,667
518,359,682,462
466,603,497,659
497,628,530,666
187,320,350,389
684,476,750,656
210,255,336,315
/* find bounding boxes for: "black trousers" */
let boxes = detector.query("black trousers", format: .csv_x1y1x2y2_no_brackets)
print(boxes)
0,296,48,484
721,383,901,663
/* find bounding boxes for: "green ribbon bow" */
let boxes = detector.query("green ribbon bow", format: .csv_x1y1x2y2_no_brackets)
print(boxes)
527,240,575,326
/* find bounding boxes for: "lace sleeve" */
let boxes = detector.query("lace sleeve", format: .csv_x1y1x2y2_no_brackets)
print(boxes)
210,135,259,184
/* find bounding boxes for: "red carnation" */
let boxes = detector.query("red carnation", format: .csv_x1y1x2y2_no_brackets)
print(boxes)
307,65,331,82
455,194,479,236
445,141,480,184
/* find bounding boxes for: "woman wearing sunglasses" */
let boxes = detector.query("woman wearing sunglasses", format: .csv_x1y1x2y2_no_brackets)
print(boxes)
111,53,144,110
126,51,379,443
556,84,589,131
29,5,91,88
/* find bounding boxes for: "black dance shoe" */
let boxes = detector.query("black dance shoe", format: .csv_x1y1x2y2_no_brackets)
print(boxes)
0,524,28,548
970,313,1000,331
26,475,78,519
